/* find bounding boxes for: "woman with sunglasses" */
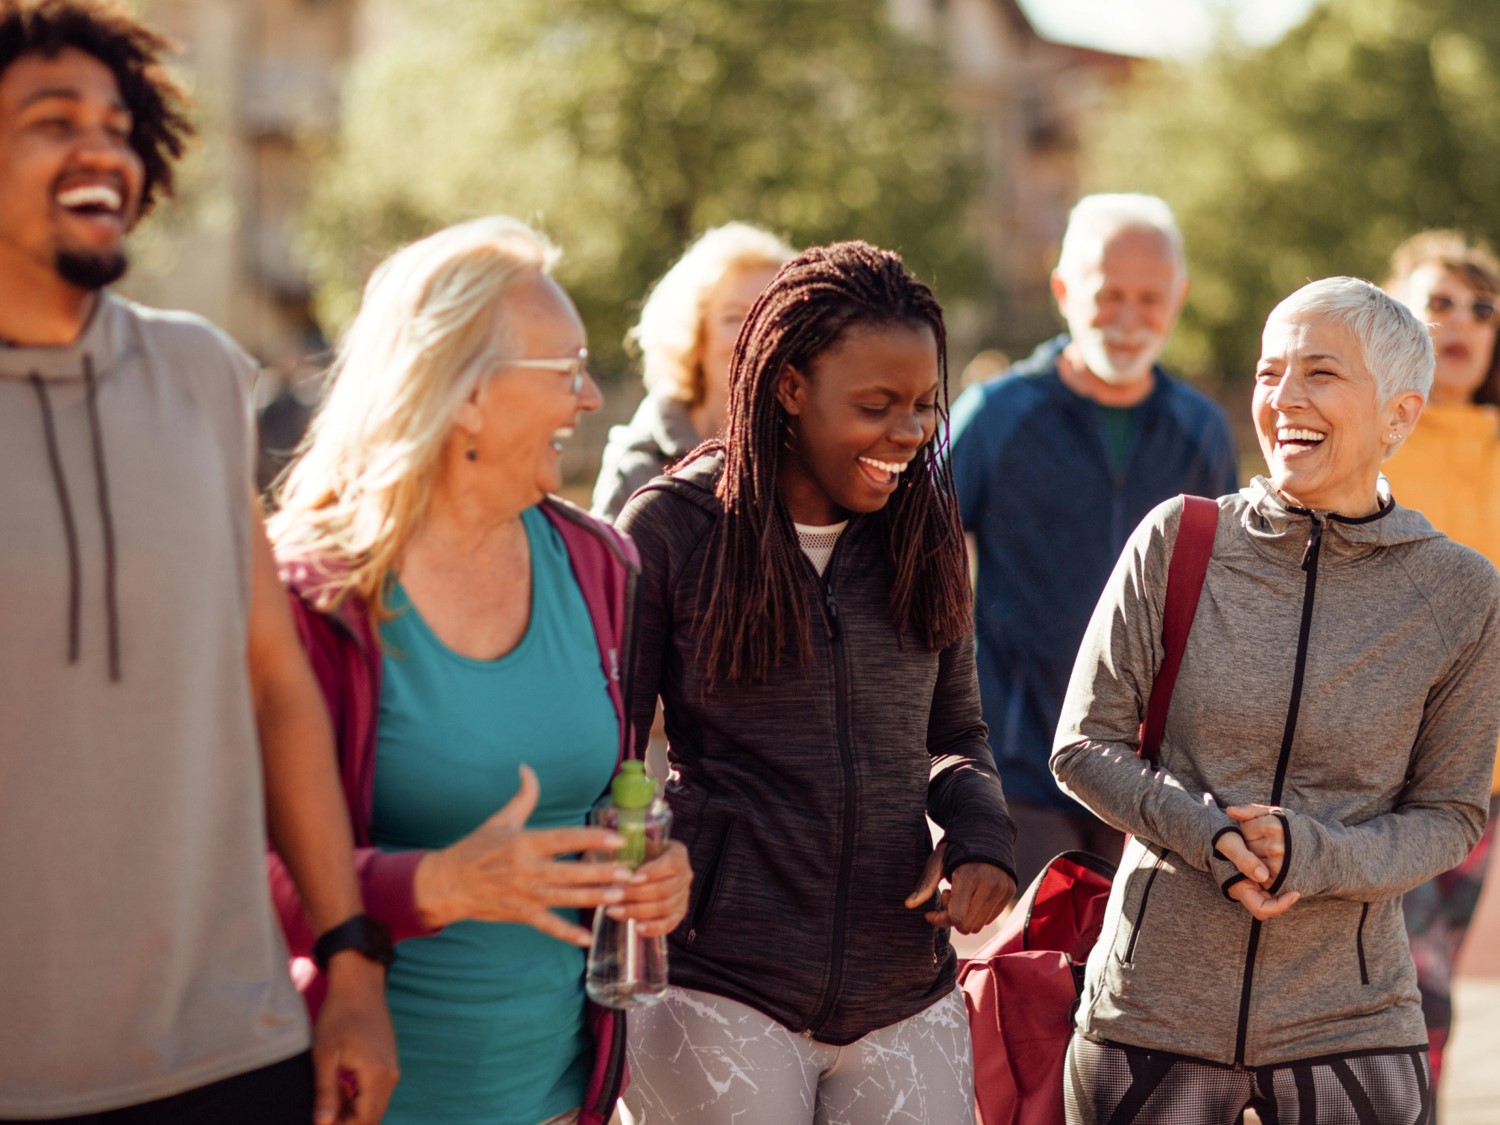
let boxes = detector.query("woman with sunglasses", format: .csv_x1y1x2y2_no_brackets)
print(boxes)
266,217,691,1125
1383,230,1500,1086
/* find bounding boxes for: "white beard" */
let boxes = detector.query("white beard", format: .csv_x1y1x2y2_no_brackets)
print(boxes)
1073,328,1161,386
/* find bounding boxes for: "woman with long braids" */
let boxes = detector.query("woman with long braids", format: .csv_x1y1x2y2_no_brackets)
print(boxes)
617,241,1017,1124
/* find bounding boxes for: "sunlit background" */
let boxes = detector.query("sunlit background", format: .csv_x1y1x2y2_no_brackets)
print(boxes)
118,0,1500,499
109,4,1500,1114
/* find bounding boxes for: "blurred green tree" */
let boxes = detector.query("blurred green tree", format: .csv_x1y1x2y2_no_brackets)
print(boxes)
303,0,982,376
1085,0,1500,385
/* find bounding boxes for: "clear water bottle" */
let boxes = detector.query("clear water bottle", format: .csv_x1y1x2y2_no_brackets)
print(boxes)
585,760,671,1008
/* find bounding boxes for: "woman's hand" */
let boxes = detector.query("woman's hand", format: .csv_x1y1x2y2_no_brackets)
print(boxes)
1227,804,1287,884
611,840,692,937
414,765,634,945
904,840,1016,934
1217,814,1299,921
1226,877,1300,921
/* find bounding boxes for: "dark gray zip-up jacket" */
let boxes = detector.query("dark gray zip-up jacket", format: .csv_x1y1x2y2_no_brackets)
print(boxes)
1054,481,1500,1066
619,454,1016,1045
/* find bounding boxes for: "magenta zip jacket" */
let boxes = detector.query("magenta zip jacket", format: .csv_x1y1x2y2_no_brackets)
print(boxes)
266,496,640,1125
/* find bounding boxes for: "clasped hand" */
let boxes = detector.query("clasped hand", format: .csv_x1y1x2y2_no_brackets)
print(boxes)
1218,803,1299,921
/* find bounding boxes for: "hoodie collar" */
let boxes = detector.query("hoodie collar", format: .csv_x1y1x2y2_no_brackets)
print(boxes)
0,292,130,382
1241,474,1443,569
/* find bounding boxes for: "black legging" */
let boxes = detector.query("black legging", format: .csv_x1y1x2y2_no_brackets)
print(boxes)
1065,1035,1433,1125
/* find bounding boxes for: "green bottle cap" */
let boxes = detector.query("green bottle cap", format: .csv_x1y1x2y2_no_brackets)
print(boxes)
611,760,655,810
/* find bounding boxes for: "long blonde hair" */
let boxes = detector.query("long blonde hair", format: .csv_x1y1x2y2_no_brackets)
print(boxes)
270,215,559,616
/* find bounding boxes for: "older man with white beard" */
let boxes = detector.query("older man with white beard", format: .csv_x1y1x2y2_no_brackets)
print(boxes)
950,193,1238,889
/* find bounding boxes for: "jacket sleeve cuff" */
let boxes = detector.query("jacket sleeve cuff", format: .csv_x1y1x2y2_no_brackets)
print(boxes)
1266,812,1293,895
1274,809,1317,896
356,847,440,942
1209,825,1246,897
941,828,1018,889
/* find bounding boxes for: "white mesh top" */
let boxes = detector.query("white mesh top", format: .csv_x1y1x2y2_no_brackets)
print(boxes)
794,520,848,576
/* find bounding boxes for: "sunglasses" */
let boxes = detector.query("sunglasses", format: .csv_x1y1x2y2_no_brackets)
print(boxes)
500,349,590,394
1425,294,1498,324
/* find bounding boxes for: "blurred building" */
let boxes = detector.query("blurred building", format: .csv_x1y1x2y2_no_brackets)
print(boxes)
121,0,359,368
119,0,1133,413
890,0,1136,354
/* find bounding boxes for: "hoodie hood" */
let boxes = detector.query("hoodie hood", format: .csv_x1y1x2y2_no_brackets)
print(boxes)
651,449,724,513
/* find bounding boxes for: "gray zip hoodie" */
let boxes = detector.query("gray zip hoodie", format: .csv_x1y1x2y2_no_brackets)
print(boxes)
1053,479,1500,1066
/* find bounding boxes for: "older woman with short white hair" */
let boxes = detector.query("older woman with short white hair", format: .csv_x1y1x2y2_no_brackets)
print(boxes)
1053,277,1500,1124
591,222,794,520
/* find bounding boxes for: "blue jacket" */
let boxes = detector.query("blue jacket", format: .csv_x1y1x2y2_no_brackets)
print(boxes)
949,335,1238,810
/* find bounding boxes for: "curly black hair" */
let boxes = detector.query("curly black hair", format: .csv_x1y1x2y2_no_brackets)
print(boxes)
0,0,194,216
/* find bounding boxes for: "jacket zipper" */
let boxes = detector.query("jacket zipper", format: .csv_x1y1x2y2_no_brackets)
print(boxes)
804,572,858,1036
1123,848,1165,965
1234,514,1323,1065
1356,903,1370,985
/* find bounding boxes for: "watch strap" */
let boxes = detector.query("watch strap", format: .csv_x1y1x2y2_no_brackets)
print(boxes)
312,913,395,972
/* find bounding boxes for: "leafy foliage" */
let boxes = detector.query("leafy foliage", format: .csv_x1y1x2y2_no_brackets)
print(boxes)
303,0,982,375
1085,0,1500,384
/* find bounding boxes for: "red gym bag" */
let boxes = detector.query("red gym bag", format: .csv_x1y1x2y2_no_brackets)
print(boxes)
960,494,1218,1125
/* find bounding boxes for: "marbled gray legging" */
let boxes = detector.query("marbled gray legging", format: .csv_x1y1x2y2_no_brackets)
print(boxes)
620,986,974,1125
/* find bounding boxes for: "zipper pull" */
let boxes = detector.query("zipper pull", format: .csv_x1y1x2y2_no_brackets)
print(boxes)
1301,516,1323,572
824,581,842,640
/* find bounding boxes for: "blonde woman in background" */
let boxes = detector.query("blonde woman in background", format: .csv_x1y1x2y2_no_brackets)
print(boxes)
266,216,691,1125
1384,231,1500,1087
591,222,795,520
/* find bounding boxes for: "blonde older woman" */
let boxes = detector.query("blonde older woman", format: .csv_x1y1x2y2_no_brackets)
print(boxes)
1053,278,1500,1124
591,222,794,520
266,217,691,1125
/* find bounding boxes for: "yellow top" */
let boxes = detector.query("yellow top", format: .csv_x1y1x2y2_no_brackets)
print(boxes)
1385,402,1500,792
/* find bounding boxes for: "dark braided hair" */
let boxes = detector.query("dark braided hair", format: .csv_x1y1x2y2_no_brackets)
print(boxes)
696,240,972,686
0,0,194,217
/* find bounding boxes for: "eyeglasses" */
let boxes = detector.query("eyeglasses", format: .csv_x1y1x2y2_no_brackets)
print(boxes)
1425,294,1498,324
499,349,590,394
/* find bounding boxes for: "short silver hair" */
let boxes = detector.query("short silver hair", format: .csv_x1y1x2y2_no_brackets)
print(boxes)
1055,193,1185,281
1270,277,1434,402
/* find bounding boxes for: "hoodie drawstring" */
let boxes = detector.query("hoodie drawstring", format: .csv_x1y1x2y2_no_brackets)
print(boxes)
28,373,82,666
82,355,121,682
28,358,121,682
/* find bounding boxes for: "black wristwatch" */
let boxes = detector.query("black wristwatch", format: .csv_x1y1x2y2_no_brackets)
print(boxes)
312,914,396,973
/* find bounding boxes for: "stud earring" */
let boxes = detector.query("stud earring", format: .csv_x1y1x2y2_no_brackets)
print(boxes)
465,441,478,462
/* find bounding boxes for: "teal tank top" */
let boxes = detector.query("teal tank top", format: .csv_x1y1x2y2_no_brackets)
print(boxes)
371,505,619,1124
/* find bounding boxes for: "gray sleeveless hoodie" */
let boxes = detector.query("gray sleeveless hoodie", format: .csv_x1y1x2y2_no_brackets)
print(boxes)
1053,480,1500,1066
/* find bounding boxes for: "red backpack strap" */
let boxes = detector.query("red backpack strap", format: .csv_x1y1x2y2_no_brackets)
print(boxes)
1139,495,1218,765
